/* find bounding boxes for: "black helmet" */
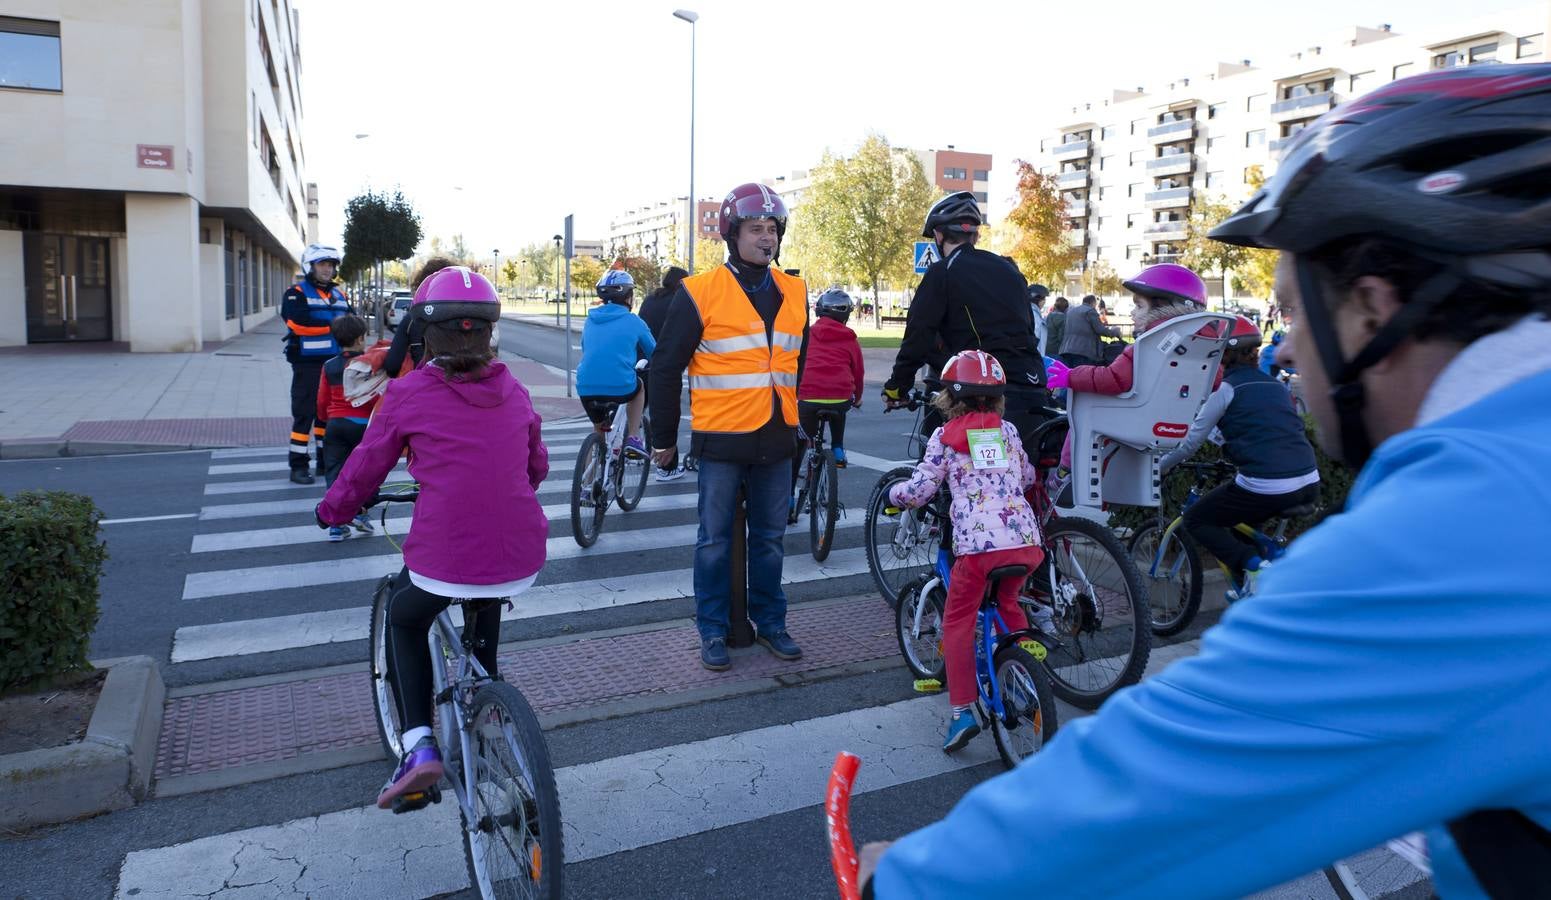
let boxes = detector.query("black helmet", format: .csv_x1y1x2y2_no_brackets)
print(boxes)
1210,64,1551,466
596,269,635,304
922,191,984,238
815,288,854,322
1026,283,1050,301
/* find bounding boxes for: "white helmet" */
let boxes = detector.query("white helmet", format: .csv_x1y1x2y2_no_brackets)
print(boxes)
302,244,341,278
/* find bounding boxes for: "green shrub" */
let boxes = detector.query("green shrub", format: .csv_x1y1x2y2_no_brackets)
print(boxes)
1107,415,1355,539
0,492,108,693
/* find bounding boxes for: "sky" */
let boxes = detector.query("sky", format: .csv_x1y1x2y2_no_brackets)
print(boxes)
296,0,1545,261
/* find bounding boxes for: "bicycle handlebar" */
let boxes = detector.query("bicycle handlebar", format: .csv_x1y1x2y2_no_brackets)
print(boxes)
367,487,420,506
827,752,863,900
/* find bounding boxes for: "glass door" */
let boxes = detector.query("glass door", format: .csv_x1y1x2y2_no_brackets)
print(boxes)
23,233,113,342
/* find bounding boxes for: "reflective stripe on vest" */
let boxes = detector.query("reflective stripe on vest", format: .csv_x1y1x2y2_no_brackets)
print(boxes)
294,282,351,359
683,266,806,434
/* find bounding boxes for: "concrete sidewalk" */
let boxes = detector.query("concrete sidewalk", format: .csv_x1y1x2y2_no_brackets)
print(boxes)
0,315,585,458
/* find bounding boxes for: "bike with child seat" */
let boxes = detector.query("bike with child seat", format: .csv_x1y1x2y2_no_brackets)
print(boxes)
1128,460,1320,636
790,406,847,561
870,386,1151,711
570,393,651,548
365,485,564,900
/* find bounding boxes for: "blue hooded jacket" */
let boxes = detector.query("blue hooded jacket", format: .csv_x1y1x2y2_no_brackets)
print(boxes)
873,365,1551,898
576,303,655,397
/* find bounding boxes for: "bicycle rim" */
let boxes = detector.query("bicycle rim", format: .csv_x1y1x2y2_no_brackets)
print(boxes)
369,575,403,760
895,578,945,681
616,419,650,511
1129,522,1202,637
463,683,564,900
989,647,1056,768
1027,517,1151,709
865,466,936,608
810,451,839,562
569,434,606,548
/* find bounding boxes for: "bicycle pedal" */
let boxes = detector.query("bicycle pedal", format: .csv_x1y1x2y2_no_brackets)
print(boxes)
1017,639,1048,662
913,678,943,694
391,791,434,814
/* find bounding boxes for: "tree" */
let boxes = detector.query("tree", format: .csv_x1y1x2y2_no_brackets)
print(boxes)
569,256,605,298
501,258,522,289
612,255,662,299
692,249,724,276
1233,166,1280,300
340,190,422,282
1081,259,1125,297
1003,160,1083,287
1181,193,1247,309
449,234,471,263
383,260,409,287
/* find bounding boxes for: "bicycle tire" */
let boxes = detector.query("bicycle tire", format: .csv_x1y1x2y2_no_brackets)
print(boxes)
569,432,607,548
988,645,1058,769
462,682,564,900
1128,521,1204,637
1025,516,1151,710
895,576,946,682
368,574,403,761
810,450,840,562
615,416,650,512
864,466,939,609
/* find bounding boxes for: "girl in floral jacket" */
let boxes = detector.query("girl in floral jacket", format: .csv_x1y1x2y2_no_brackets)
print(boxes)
888,350,1046,753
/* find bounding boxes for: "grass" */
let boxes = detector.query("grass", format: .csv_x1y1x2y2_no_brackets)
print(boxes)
857,334,903,349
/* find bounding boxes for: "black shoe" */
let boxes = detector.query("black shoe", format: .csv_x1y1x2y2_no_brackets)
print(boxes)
290,469,316,485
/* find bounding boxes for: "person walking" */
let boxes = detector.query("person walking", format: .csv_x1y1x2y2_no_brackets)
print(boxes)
1045,296,1069,360
281,243,352,484
638,265,689,342
1057,293,1121,368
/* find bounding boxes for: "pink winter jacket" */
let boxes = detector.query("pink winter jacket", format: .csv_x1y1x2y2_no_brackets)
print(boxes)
319,361,549,586
888,412,1041,557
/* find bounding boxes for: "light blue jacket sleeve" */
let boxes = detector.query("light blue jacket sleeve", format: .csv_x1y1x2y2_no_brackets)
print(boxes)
873,417,1551,899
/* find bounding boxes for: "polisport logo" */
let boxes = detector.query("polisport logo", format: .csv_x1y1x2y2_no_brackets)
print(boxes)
1153,422,1189,439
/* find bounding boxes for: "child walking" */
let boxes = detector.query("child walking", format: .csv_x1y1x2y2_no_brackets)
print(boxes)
316,267,549,810
315,314,377,542
887,350,1045,753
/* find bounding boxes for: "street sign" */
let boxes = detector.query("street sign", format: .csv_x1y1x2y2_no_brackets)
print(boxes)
913,241,939,274
136,145,174,170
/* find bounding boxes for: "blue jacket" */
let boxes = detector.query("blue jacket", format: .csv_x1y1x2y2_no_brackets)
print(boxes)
1160,366,1317,481
576,303,655,397
874,366,1551,898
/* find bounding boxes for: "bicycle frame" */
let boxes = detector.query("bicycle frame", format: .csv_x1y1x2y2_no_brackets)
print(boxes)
795,417,831,510
1144,471,1295,582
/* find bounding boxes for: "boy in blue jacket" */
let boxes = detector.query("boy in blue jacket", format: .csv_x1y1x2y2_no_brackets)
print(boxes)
862,65,1551,899
576,270,655,454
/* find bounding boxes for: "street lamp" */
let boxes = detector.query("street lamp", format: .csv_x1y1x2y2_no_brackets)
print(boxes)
673,9,698,271
492,248,500,296
553,234,563,326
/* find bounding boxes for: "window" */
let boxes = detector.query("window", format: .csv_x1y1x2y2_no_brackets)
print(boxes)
1126,213,1139,228
1469,42,1498,64
1097,187,1107,201
1098,155,1114,171
0,17,62,91
1245,129,1266,148
1206,136,1222,152
1128,149,1144,166
1393,62,1415,79
1281,120,1310,138
1130,118,1145,135
1039,138,1047,153
1100,125,1117,140
260,122,282,191
1094,246,1105,258
972,169,989,181
1207,102,1225,119
1126,244,1143,261
1519,34,1544,59
942,166,967,180
972,191,988,204
1348,70,1374,94
1246,93,1266,113
1096,217,1106,229
1283,78,1334,99
1243,166,1258,184
1206,170,1223,189
1128,182,1143,198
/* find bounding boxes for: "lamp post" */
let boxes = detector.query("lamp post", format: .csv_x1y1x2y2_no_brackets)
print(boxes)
553,234,563,327
492,248,500,298
673,9,698,271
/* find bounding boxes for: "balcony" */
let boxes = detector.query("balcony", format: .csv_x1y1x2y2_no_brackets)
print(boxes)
1065,229,1088,247
1268,136,1297,156
1147,118,1196,143
1051,139,1092,160
1144,220,1188,241
1145,153,1195,177
1271,91,1335,121
1056,169,1091,189
1064,199,1088,218
1144,186,1193,210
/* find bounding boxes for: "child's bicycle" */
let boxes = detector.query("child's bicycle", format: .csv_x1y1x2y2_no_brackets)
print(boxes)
1128,460,1319,636
570,392,651,548
790,406,846,562
365,485,564,900
863,382,948,607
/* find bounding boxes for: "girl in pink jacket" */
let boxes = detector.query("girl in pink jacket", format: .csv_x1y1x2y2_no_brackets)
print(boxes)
317,268,549,810
888,350,1045,753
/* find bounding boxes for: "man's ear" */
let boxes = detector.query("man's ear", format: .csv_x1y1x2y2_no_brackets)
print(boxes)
1342,275,1405,369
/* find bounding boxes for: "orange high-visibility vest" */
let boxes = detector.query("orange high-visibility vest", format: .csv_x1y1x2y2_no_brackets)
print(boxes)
683,265,807,434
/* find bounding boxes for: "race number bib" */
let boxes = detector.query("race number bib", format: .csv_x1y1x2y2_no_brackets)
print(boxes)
966,428,1010,470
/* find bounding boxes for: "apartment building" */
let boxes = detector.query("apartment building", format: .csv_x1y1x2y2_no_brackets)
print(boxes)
1036,7,1546,298
0,0,313,351
764,146,992,214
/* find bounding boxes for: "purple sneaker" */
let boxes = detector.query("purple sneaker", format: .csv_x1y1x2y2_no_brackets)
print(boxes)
376,736,444,810
624,435,646,457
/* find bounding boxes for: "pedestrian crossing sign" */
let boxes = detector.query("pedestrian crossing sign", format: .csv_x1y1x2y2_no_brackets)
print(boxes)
913,241,940,274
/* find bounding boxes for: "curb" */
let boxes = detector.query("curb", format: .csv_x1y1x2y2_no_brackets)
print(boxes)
0,655,165,831
500,312,575,334
0,440,243,460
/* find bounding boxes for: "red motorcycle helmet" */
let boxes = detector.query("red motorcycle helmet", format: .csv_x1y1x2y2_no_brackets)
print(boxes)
718,182,789,242
1225,315,1263,350
941,349,1007,399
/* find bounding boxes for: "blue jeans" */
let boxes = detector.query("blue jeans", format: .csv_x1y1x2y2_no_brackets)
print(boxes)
694,458,791,640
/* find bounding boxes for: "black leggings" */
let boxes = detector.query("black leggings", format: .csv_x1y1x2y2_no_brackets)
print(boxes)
798,401,849,448
320,419,368,486
1184,481,1320,576
385,568,503,731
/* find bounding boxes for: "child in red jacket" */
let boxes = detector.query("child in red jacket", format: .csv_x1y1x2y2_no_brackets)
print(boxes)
797,289,864,467
315,314,378,541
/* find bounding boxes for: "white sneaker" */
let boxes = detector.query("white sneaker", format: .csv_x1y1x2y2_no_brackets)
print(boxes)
654,466,685,483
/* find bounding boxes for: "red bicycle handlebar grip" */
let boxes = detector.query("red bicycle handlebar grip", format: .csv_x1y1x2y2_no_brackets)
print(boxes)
827,751,863,900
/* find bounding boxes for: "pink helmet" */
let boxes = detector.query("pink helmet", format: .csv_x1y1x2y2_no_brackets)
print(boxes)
1122,263,1207,306
411,266,501,325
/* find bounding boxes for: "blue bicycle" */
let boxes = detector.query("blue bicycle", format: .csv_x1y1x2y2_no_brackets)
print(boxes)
896,554,1059,768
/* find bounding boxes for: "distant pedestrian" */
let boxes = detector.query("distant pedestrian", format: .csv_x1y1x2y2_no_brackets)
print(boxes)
1027,283,1051,357
1057,294,1120,368
315,314,378,542
638,266,689,342
281,244,353,484
1045,296,1068,358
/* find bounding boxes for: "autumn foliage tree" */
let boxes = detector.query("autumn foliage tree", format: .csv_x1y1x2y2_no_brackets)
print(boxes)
1003,160,1083,287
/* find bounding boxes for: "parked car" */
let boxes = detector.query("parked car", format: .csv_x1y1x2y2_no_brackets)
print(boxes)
384,291,413,330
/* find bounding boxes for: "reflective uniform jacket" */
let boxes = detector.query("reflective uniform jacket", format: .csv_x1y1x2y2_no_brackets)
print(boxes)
281,281,352,363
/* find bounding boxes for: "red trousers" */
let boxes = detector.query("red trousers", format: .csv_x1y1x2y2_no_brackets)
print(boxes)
943,545,1046,706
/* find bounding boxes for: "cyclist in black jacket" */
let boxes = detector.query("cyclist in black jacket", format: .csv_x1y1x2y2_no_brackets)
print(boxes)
883,192,1050,438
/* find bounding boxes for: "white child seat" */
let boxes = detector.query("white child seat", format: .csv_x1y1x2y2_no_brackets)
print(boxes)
1066,312,1233,509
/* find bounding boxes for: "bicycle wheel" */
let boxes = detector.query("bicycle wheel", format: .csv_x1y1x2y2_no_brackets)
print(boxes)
988,645,1058,769
1128,521,1203,637
865,466,939,609
895,576,946,681
615,417,650,512
809,450,840,562
368,574,403,760
462,682,564,900
1024,516,1151,710
569,432,607,548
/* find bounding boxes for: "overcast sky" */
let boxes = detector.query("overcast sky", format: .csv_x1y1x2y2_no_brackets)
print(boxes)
296,0,1543,259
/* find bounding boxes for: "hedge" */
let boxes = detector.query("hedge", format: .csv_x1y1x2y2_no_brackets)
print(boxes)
0,491,108,693
1106,414,1356,539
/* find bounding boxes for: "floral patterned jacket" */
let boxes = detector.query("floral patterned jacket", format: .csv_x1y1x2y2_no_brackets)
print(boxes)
888,412,1041,557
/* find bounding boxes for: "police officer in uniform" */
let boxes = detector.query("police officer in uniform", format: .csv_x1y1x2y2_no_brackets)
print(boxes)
281,244,352,484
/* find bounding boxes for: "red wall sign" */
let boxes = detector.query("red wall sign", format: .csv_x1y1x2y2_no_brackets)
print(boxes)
136,144,174,169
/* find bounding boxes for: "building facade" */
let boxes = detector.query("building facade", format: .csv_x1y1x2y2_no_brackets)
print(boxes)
1035,9,1545,298
0,0,313,351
